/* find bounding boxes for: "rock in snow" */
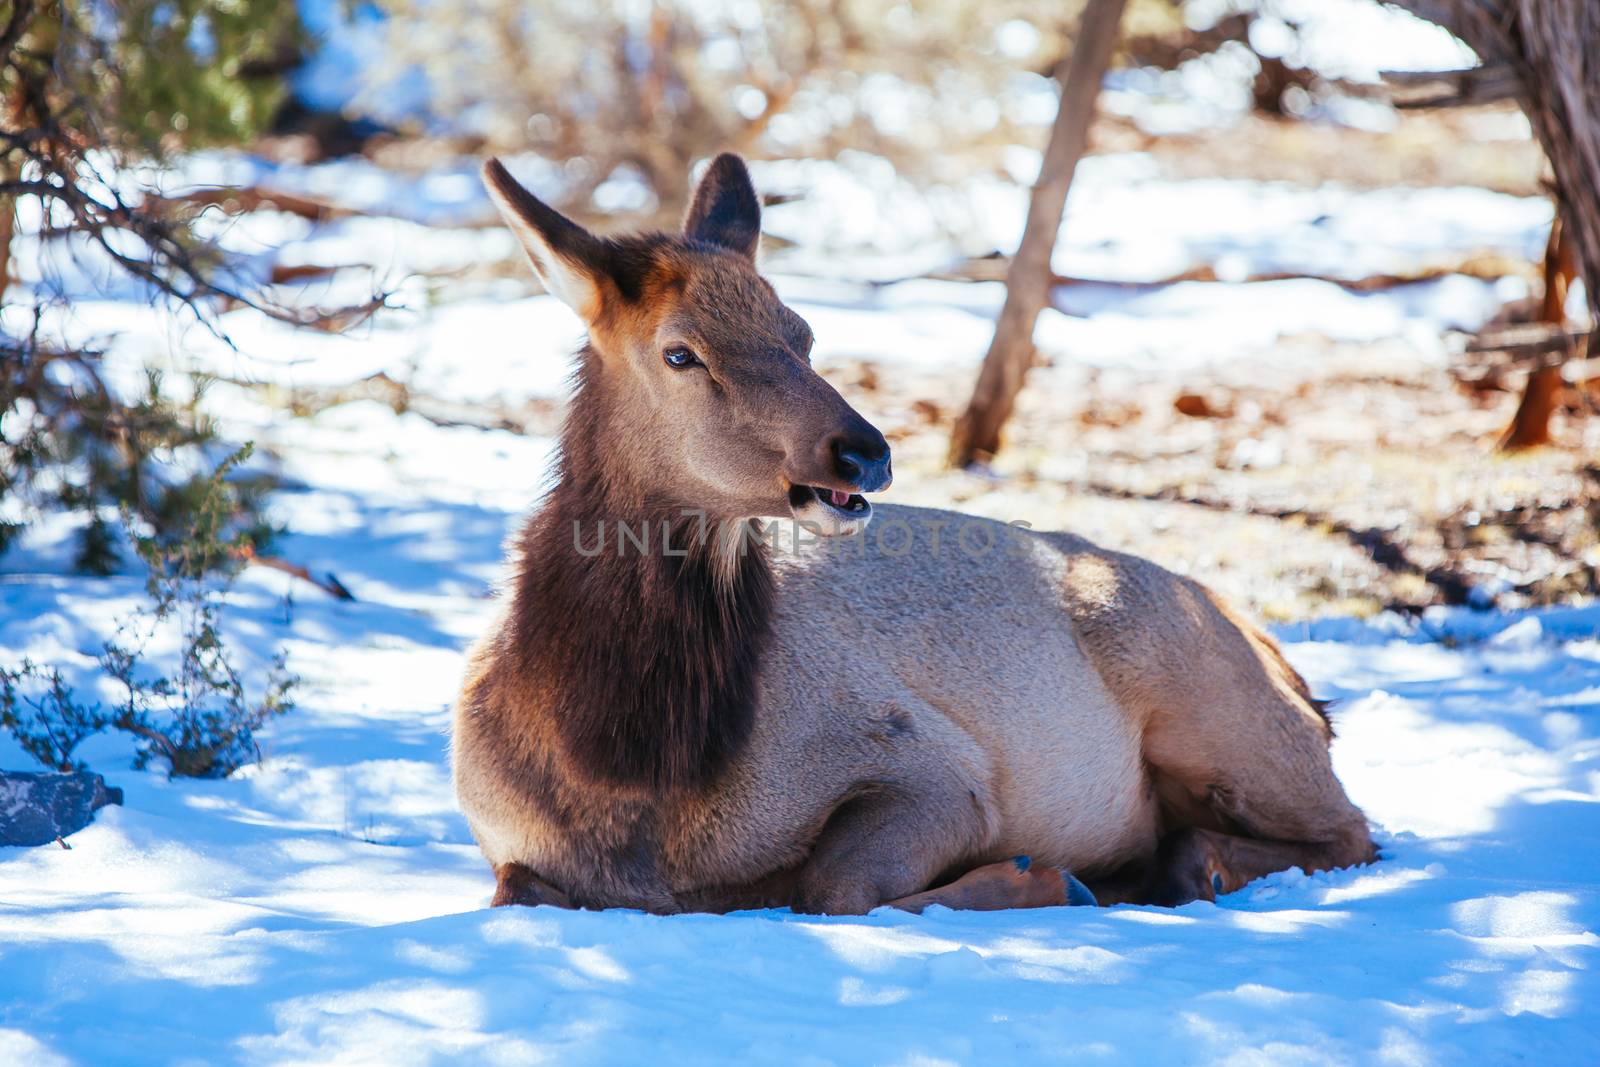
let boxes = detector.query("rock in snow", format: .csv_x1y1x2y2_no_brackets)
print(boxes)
0,770,123,847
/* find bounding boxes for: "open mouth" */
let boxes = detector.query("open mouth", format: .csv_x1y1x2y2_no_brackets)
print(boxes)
787,482,872,519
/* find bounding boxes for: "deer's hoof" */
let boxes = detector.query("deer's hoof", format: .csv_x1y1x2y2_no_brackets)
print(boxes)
1062,871,1099,907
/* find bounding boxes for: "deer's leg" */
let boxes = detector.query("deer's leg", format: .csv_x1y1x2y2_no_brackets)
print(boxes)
1134,721,1375,908
1105,589,1378,908
1134,730,1374,908
1081,860,1157,907
1137,827,1371,907
887,855,1099,913
1134,662,1373,906
491,862,573,908
791,784,994,916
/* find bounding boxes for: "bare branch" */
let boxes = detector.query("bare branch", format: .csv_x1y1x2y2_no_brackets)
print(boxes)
2,1,390,345
1382,63,1522,107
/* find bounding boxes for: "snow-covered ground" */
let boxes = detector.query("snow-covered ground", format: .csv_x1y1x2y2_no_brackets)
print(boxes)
3,147,1597,1062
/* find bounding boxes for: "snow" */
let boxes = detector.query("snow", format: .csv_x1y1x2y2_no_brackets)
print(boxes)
4,133,1596,1060
4,430,1600,1060
1249,0,1481,82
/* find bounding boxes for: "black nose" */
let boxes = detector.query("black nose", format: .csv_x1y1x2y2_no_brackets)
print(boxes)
829,424,892,493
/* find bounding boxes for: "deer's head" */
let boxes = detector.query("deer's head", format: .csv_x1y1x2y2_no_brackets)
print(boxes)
484,153,890,535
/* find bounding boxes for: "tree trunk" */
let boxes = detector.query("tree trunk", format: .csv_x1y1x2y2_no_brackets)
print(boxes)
1500,214,1578,449
1395,2,1600,409
1500,365,1564,449
0,188,13,309
948,0,1128,468
1,79,22,310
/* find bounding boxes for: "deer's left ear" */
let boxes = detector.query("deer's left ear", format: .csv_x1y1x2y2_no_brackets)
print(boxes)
482,158,610,321
683,153,761,260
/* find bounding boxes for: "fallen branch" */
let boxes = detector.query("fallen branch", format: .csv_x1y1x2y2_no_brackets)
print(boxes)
1465,322,1592,359
1381,64,1522,108
237,544,355,601
269,262,357,285
908,252,1534,294
161,186,352,223
219,369,561,437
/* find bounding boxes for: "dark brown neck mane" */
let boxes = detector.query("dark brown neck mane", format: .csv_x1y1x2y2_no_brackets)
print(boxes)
508,353,774,792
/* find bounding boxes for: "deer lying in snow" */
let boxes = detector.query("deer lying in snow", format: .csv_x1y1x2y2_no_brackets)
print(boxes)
453,153,1375,914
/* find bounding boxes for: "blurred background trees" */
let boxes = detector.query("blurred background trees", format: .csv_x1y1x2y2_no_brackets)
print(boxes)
350,0,1596,461
949,0,1599,463
363,0,1089,220
2,0,1594,612
949,0,1128,467
349,0,1457,222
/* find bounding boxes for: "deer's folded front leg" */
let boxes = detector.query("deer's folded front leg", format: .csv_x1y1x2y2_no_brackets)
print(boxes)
887,855,1100,913
791,782,994,916
491,862,574,909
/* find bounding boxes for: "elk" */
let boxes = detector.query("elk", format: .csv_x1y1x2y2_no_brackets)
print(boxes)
453,153,1375,914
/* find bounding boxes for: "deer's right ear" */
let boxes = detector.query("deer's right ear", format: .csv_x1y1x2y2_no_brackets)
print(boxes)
482,158,606,321
683,153,760,260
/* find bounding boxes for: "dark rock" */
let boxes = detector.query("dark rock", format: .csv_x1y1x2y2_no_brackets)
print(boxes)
0,770,123,847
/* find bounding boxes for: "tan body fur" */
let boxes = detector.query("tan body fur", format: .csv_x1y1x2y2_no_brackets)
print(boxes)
455,506,1370,913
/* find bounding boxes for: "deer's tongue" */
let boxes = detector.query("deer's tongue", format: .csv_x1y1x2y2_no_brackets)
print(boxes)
829,489,852,507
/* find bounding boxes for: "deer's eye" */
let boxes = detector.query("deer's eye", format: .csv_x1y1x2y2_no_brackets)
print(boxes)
663,346,701,370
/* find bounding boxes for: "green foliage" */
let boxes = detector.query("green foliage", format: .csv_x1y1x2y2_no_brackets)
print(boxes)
0,344,276,573
10,0,303,160
113,0,298,149
0,661,104,771
1,0,304,574
1,446,297,778
0,2,335,780
1,1,329,329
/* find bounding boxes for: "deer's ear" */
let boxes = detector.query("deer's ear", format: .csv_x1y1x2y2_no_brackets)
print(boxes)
683,153,761,260
483,158,606,321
